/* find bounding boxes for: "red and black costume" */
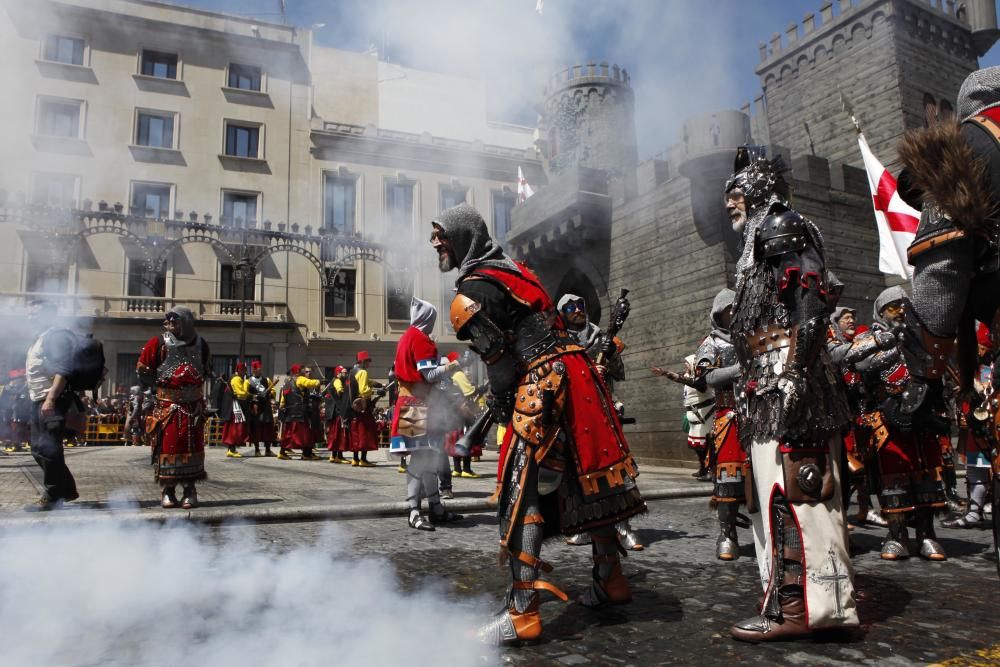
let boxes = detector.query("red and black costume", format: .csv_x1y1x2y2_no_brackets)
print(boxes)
137,306,210,508
433,203,644,645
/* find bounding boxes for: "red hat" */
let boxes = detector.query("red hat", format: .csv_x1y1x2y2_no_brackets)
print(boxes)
446,352,459,363
251,360,262,371
7,369,24,379
335,365,346,374
357,350,371,362
235,361,246,374
290,363,303,375
978,322,992,347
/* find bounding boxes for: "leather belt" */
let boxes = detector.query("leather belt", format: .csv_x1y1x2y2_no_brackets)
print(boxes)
157,386,202,403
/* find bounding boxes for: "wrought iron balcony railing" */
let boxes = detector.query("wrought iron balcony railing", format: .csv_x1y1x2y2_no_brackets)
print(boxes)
0,292,288,322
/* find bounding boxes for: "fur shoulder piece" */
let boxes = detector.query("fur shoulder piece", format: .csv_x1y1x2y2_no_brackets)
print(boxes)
897,122,994,235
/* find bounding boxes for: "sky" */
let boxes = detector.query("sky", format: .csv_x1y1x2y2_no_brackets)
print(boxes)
163,0,1000,158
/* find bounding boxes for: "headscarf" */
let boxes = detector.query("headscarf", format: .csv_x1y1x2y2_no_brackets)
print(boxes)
409,297,437,335
432,203,519,281
710,288,735,334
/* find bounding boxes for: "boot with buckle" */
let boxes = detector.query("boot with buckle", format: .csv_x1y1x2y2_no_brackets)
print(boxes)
731,585,809,642
476,588,543,646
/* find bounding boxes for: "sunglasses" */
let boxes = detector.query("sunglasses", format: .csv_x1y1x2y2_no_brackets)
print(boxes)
561,301,586,314
164,313,180,322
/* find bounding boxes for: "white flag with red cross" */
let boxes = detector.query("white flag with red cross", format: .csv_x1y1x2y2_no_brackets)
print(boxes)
857,133,920,281
517,166,535,204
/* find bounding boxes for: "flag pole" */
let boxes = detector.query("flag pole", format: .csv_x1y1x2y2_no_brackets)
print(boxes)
839,91,863,135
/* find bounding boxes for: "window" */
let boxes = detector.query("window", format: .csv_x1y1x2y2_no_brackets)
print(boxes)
135,111,175,148
25,257,68,293
222,191,259,227
220,264,256,303
31,173,77,207
36,97,81,138
387,269,412,321
386,182,413,235
324,175,356,235
224,122,260,158
228,63,262,91
115,354,139,392
325,269,356,318
440,186,466,211
131,182,172,219
43,35,85,65
140,50,178,79
126,259,166,308
493,192,516,243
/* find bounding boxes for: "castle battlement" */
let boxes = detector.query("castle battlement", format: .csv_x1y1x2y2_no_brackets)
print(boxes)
756,0,976,82
543,62,631,97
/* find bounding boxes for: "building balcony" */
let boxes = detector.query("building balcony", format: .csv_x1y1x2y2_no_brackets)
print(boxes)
0,292,289,325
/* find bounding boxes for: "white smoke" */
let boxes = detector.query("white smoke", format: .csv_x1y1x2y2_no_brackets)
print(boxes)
0,520,495,667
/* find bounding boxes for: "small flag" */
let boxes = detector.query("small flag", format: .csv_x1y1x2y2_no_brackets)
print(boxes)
857,133,920,281
517,167,535,204
535,0,544,15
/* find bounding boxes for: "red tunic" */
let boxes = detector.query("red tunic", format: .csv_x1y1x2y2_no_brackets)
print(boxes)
390,325,438,452
137,335,208,484
470,266,636,490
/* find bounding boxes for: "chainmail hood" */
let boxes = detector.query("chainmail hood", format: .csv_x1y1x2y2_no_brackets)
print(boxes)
829,306,856,339
957,66,1000,121
166,306,197,345
432,203,519,282
710,288,735,334
409,297,437,335
873,285,909,327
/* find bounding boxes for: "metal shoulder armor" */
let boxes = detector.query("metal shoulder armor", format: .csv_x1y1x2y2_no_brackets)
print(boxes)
449,293,506,365
757,209,808,259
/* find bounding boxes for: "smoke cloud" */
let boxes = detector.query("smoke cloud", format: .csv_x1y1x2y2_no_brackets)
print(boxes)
0,520,494,666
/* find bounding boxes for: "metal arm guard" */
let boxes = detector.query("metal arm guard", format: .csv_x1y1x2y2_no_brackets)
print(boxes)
777,315,828,426
450,293,518,413
704,364,740,389
900,308,956,381
841,330,897,366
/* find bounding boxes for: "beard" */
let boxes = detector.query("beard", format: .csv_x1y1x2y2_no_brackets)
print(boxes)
730,213,747,235
437,251,456,272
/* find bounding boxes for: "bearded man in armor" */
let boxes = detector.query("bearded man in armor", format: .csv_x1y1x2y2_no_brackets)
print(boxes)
430,203,645,646
894,67,1000,572
853,287,949,560
724,147,858,641
137,306,210,509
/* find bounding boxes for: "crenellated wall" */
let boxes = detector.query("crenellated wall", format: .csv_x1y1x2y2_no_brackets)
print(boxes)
756,0,985,171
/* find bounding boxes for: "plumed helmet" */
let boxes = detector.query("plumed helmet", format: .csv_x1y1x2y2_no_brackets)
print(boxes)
724,145,789,213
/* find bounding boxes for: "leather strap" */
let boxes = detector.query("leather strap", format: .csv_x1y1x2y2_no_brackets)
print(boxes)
522,513,545,525
513,580,569,602
907,229,967,261
509,549,553,573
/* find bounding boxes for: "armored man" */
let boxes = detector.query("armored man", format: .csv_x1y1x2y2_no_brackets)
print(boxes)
137,307,210,509
725,147,858,641
430,204,645,646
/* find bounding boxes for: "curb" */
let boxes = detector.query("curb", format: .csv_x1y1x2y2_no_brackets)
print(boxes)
0,486,712,528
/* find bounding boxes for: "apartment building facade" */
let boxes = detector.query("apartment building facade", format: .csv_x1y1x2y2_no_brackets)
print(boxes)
0,0,540,390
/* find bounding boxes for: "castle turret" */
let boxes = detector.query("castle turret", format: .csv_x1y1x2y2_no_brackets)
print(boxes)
537,63,638,178
963,0,1000,57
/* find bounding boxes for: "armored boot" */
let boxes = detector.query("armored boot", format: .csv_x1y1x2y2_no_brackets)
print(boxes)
180,485,198,510
616,521,644,551
731,507,809,642
577,530,632,608
915,508,946,561
880,513,910,561
564,532,590,546
716,502,740,561
943,466,987,528
161,485,178,509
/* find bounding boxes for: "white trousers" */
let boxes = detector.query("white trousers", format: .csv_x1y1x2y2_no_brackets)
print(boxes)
749,435,859,629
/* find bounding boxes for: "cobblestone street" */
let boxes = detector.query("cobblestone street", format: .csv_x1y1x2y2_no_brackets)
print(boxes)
219,498,1000,666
